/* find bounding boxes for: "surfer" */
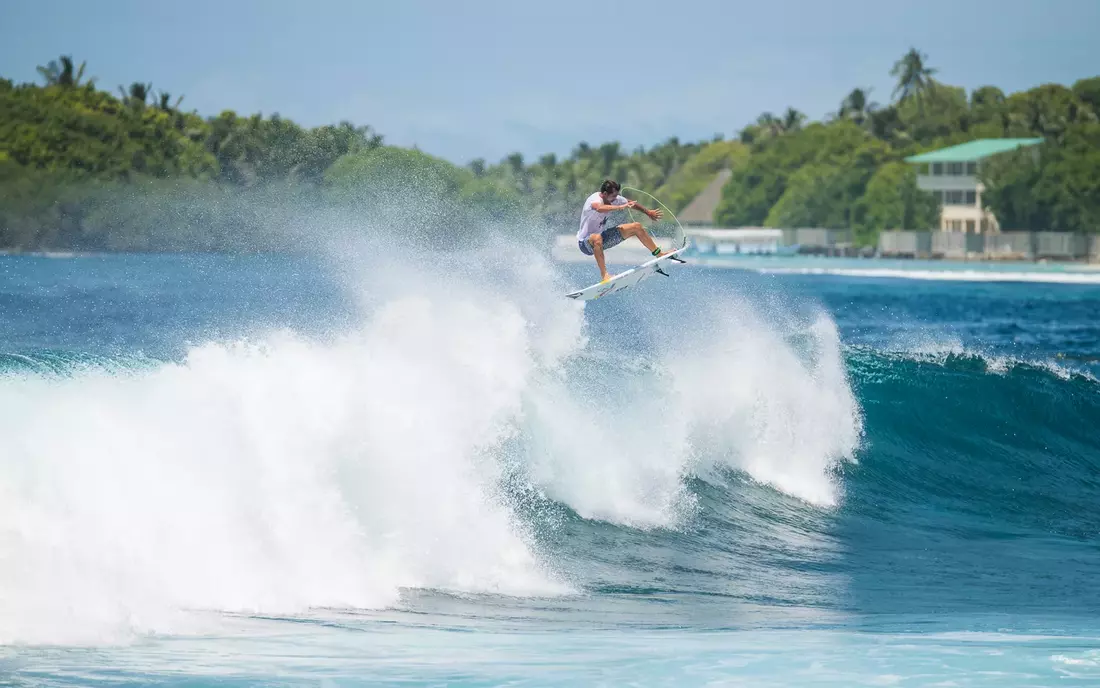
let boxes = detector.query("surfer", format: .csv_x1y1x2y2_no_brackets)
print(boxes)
577,180,667,282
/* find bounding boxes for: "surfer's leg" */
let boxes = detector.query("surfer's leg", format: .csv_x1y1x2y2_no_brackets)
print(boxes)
617,222,666,256
588,234,611,282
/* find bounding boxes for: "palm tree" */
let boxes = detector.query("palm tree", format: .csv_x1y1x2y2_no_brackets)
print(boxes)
119,82,153,108
756,112,782,138
969,86,1005,111
597,142,621,176
782,107,806,133
648,142,677,180
869,106,907,144
749,109,804,139
504,152,525,176
157,91,184,111
563,167,579,196
36,55,92,87
739,125,761,144
839,88,877,126
890,48,937,105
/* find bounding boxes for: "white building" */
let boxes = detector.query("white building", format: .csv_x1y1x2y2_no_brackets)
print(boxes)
686,228,787,255
906,138,1042,233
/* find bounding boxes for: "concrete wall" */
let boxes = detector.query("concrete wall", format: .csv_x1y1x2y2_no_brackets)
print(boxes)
788,228,852,253
879,230,933,257
1035,232,1089,260
986,232,1034,260
931,231,985,258
879,231,1100,262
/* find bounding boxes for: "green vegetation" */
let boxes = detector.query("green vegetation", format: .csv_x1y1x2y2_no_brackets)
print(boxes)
714,49,1099,243
468,137,715,229
323,146,522,247
1,50,1098,252
654,140,748,213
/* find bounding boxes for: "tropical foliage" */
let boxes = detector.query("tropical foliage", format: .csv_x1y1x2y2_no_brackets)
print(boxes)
1,50,1098,252
712,50,1100,243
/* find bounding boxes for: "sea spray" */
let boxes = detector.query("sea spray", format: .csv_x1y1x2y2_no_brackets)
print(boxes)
0,242,865,644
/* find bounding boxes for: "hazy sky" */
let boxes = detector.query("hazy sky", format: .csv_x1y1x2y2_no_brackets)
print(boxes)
3,0,1098,164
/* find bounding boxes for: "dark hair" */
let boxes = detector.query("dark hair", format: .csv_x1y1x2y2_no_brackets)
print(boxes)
600,179,621,195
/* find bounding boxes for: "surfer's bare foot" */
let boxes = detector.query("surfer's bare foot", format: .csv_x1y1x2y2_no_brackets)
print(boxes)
600,273,612,283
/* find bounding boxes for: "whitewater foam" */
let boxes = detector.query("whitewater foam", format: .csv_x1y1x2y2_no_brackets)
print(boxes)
868,333,1099,383
0,247,586,645
0,240,866,644
668,300,862,507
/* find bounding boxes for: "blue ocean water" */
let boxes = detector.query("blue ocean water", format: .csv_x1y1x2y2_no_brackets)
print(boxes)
1,252,1099,686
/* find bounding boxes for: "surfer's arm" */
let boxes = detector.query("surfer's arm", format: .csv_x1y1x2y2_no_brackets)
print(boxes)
591,200,637,213
629,203,664,220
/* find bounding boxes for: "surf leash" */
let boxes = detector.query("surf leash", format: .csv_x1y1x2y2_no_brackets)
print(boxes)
622,186,688,251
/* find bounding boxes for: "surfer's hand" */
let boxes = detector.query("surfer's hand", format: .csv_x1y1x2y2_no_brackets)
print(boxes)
623,200,638,209
648,208,664,220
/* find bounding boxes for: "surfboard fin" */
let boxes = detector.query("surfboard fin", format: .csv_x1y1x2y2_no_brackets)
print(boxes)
655,266,670,277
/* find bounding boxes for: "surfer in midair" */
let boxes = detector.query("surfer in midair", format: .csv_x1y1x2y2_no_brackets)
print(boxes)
577,179,668,283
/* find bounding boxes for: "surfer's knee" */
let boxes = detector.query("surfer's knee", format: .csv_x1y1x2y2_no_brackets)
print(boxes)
622,222,642,234
589,234,603,248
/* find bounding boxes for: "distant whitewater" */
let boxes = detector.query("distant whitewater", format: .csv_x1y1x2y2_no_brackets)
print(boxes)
687,254,1100,284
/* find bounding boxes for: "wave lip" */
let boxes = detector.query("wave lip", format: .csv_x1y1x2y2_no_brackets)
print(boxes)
671,307,862,508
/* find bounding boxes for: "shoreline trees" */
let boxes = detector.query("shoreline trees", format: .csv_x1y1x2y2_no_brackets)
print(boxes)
1,52,1097,252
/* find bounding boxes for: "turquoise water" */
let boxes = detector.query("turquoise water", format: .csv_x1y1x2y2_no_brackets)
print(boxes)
2,251,1099,686
686,253,1100,281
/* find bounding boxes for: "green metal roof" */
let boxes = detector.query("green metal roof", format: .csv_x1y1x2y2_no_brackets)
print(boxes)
905,138,1043,163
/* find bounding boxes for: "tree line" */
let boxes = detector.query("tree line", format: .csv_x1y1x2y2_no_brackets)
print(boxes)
715,49,1099,243
0,51,1097,252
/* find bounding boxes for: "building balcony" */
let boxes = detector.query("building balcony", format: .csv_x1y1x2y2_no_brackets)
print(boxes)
916,175,981,192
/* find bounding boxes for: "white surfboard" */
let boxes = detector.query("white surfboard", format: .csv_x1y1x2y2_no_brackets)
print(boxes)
565,247,688,301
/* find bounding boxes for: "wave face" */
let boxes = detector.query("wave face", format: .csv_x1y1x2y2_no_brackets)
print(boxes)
1,252,1099,656
0,251,862,644
839,347,1100,615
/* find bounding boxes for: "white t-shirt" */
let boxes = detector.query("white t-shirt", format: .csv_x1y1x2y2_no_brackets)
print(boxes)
577,192,629,242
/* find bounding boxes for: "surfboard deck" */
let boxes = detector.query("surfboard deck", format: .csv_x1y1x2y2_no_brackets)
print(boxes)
565,247,688,301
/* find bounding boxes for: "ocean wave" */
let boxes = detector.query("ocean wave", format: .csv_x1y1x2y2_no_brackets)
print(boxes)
0,244,866,644
7,245,1100,645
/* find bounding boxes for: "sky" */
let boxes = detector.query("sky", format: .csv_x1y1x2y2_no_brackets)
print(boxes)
2,0,1099,165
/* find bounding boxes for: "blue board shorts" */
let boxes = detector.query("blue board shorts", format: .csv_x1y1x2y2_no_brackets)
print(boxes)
578,226,625,256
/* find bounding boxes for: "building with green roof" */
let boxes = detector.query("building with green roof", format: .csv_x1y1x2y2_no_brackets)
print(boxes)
905,138,1043,233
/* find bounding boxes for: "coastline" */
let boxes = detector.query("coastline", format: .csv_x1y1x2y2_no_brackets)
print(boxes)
551,235,1100,283
5,242,1100,283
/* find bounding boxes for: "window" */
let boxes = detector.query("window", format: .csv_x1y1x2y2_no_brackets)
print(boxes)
966,162,978,175
949,220,963,231
965,191,977,205
946,190,964,205
947,162,964,175
966,220,976,233
932,190,944,204
932,163,944,176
